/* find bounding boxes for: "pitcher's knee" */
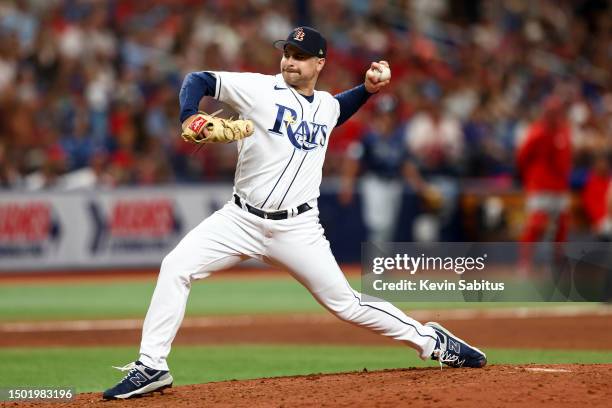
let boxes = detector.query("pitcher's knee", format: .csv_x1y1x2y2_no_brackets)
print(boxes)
320,290,362,322
159,249,193,283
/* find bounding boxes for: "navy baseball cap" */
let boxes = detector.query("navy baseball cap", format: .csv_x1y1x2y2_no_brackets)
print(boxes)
273,26,327,58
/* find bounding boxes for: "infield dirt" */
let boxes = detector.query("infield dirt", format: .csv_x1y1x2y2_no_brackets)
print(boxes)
1,312,611,350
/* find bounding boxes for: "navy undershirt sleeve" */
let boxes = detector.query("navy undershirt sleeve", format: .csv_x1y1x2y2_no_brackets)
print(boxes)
179,72,217,123
334,84,373,127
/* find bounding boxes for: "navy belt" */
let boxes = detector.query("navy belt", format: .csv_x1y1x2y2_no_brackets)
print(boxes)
233,194,312,220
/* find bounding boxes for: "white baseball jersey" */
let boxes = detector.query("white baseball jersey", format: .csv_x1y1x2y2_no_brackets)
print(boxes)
210,72,340,211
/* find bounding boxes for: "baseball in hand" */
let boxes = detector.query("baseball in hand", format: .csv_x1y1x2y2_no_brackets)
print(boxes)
373,66,391,82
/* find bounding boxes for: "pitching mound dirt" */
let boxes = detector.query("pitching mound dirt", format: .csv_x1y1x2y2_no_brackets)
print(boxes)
9,364,610,408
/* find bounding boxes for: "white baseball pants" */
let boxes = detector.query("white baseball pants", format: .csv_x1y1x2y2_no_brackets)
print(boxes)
139,200,437,370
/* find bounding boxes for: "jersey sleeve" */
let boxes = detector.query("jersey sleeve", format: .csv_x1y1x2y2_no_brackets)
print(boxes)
208,71,269,116
334,84,371,127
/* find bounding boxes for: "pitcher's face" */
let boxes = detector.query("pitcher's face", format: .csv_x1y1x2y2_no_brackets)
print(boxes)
280,45,325,88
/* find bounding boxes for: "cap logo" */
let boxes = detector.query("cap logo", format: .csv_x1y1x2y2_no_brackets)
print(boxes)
293,27,305,41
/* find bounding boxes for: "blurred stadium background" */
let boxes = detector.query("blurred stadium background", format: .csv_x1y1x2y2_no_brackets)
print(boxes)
1,0,611,270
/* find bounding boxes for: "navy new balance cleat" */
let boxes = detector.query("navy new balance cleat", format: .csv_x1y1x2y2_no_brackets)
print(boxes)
103,361,173,400
426,322,487,368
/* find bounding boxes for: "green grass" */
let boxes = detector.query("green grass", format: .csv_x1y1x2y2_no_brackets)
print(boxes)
0,278,323,320
1,345,610,392
0,278,600,321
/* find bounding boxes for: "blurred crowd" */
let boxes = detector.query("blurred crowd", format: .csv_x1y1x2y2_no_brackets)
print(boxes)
0,0,610,200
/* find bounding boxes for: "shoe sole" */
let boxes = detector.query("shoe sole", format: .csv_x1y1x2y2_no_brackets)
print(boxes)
426,322,487,368
104,375,174,400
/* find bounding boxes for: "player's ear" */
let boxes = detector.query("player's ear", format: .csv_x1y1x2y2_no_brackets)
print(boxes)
316,57,326,73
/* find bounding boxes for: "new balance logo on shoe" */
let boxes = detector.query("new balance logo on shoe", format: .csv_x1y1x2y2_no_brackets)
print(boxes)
448,338,461,353
130,372,156,387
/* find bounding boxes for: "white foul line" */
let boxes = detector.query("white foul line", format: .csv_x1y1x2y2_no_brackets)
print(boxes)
1,305,611,333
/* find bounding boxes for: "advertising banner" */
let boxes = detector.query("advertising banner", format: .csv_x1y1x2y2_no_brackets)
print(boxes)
0,186,232,271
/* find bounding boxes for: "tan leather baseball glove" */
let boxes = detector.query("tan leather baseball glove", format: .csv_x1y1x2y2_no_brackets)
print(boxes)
181,111,254,144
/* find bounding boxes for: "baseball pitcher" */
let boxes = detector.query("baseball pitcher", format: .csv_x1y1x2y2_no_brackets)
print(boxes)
103,27,486,400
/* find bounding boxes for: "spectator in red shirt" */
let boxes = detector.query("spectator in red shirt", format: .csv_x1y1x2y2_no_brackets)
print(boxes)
516,96,572,272
517,97,572,195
